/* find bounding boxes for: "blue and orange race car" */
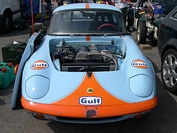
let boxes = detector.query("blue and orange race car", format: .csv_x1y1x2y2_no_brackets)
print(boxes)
11,3,157,123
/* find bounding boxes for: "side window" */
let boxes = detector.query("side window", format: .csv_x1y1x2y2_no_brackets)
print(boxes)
171,11,177,19
112,13,117,24
63,12,71,19
113,13,123,26
73,11,82,18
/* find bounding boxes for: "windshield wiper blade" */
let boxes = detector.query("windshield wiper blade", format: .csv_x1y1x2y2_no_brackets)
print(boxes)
70,33,100,36
104,33,130,36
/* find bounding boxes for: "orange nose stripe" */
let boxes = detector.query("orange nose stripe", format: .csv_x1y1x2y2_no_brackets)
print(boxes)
53,73,128,106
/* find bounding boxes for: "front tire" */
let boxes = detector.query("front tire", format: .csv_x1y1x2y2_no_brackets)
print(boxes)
137,21,146,44
161,49,177,95
1,12,13,34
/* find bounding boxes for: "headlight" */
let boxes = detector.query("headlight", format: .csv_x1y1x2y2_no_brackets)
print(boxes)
129,75,153,97
25,76,49,99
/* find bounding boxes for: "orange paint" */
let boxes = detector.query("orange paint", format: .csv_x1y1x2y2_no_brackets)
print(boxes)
86,3,90,9
21,96,157,118
86,36,90,41
14,64,19,75
21,74,157,118
53,73,127,106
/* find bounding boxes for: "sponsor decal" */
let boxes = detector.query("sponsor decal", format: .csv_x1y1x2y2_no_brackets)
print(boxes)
131,60,148,69
31,60,49,70
87,88,93,93
79,97,102,105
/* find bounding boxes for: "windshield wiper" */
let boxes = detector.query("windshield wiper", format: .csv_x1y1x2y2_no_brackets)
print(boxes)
104,33,130,36
70,33,100,36
48,32,130,36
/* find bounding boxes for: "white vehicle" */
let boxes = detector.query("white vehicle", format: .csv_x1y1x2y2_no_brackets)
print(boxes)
0,0,21,33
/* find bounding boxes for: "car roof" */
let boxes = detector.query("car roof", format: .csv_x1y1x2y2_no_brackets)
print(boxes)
53,3,122,13
161,6,177,31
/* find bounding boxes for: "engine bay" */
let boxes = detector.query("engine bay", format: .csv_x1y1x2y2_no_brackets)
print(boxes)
52,42,124,72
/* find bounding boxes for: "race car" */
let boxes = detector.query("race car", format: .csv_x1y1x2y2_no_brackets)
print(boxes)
11,3,157,123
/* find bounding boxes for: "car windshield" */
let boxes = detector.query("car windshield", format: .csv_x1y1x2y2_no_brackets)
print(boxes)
48,10,126,35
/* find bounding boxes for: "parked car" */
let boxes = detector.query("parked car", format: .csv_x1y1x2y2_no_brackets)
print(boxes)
157,6,177,95
0,0,22,34
127,0,177,44
11,3,157,123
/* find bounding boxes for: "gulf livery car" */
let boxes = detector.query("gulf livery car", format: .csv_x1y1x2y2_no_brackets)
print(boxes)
11,3,157,123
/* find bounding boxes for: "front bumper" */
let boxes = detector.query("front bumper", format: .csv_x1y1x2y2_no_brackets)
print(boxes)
22,96,157,122
32,111,150,124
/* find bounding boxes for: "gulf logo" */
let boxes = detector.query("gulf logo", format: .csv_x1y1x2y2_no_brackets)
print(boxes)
79,97,102,106
31,60,49,70
131,60,148,69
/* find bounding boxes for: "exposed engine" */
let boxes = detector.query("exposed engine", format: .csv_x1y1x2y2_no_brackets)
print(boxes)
53,44,123,72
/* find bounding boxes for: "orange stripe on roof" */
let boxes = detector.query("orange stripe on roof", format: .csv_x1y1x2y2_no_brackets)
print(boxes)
86,3,90,9
86,36,90,41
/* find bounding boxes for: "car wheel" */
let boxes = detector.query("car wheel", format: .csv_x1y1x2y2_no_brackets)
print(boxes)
137,21,146,44
161,49,177,95
1,12,13,34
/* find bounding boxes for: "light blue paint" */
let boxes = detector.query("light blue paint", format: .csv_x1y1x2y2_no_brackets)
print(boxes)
25,76,49,99
129,75,153,97
53,3,122,14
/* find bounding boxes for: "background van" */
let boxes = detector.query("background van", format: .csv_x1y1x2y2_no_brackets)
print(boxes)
0,0,21,33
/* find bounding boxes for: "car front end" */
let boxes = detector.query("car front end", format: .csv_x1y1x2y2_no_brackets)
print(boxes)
12,3,157,123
